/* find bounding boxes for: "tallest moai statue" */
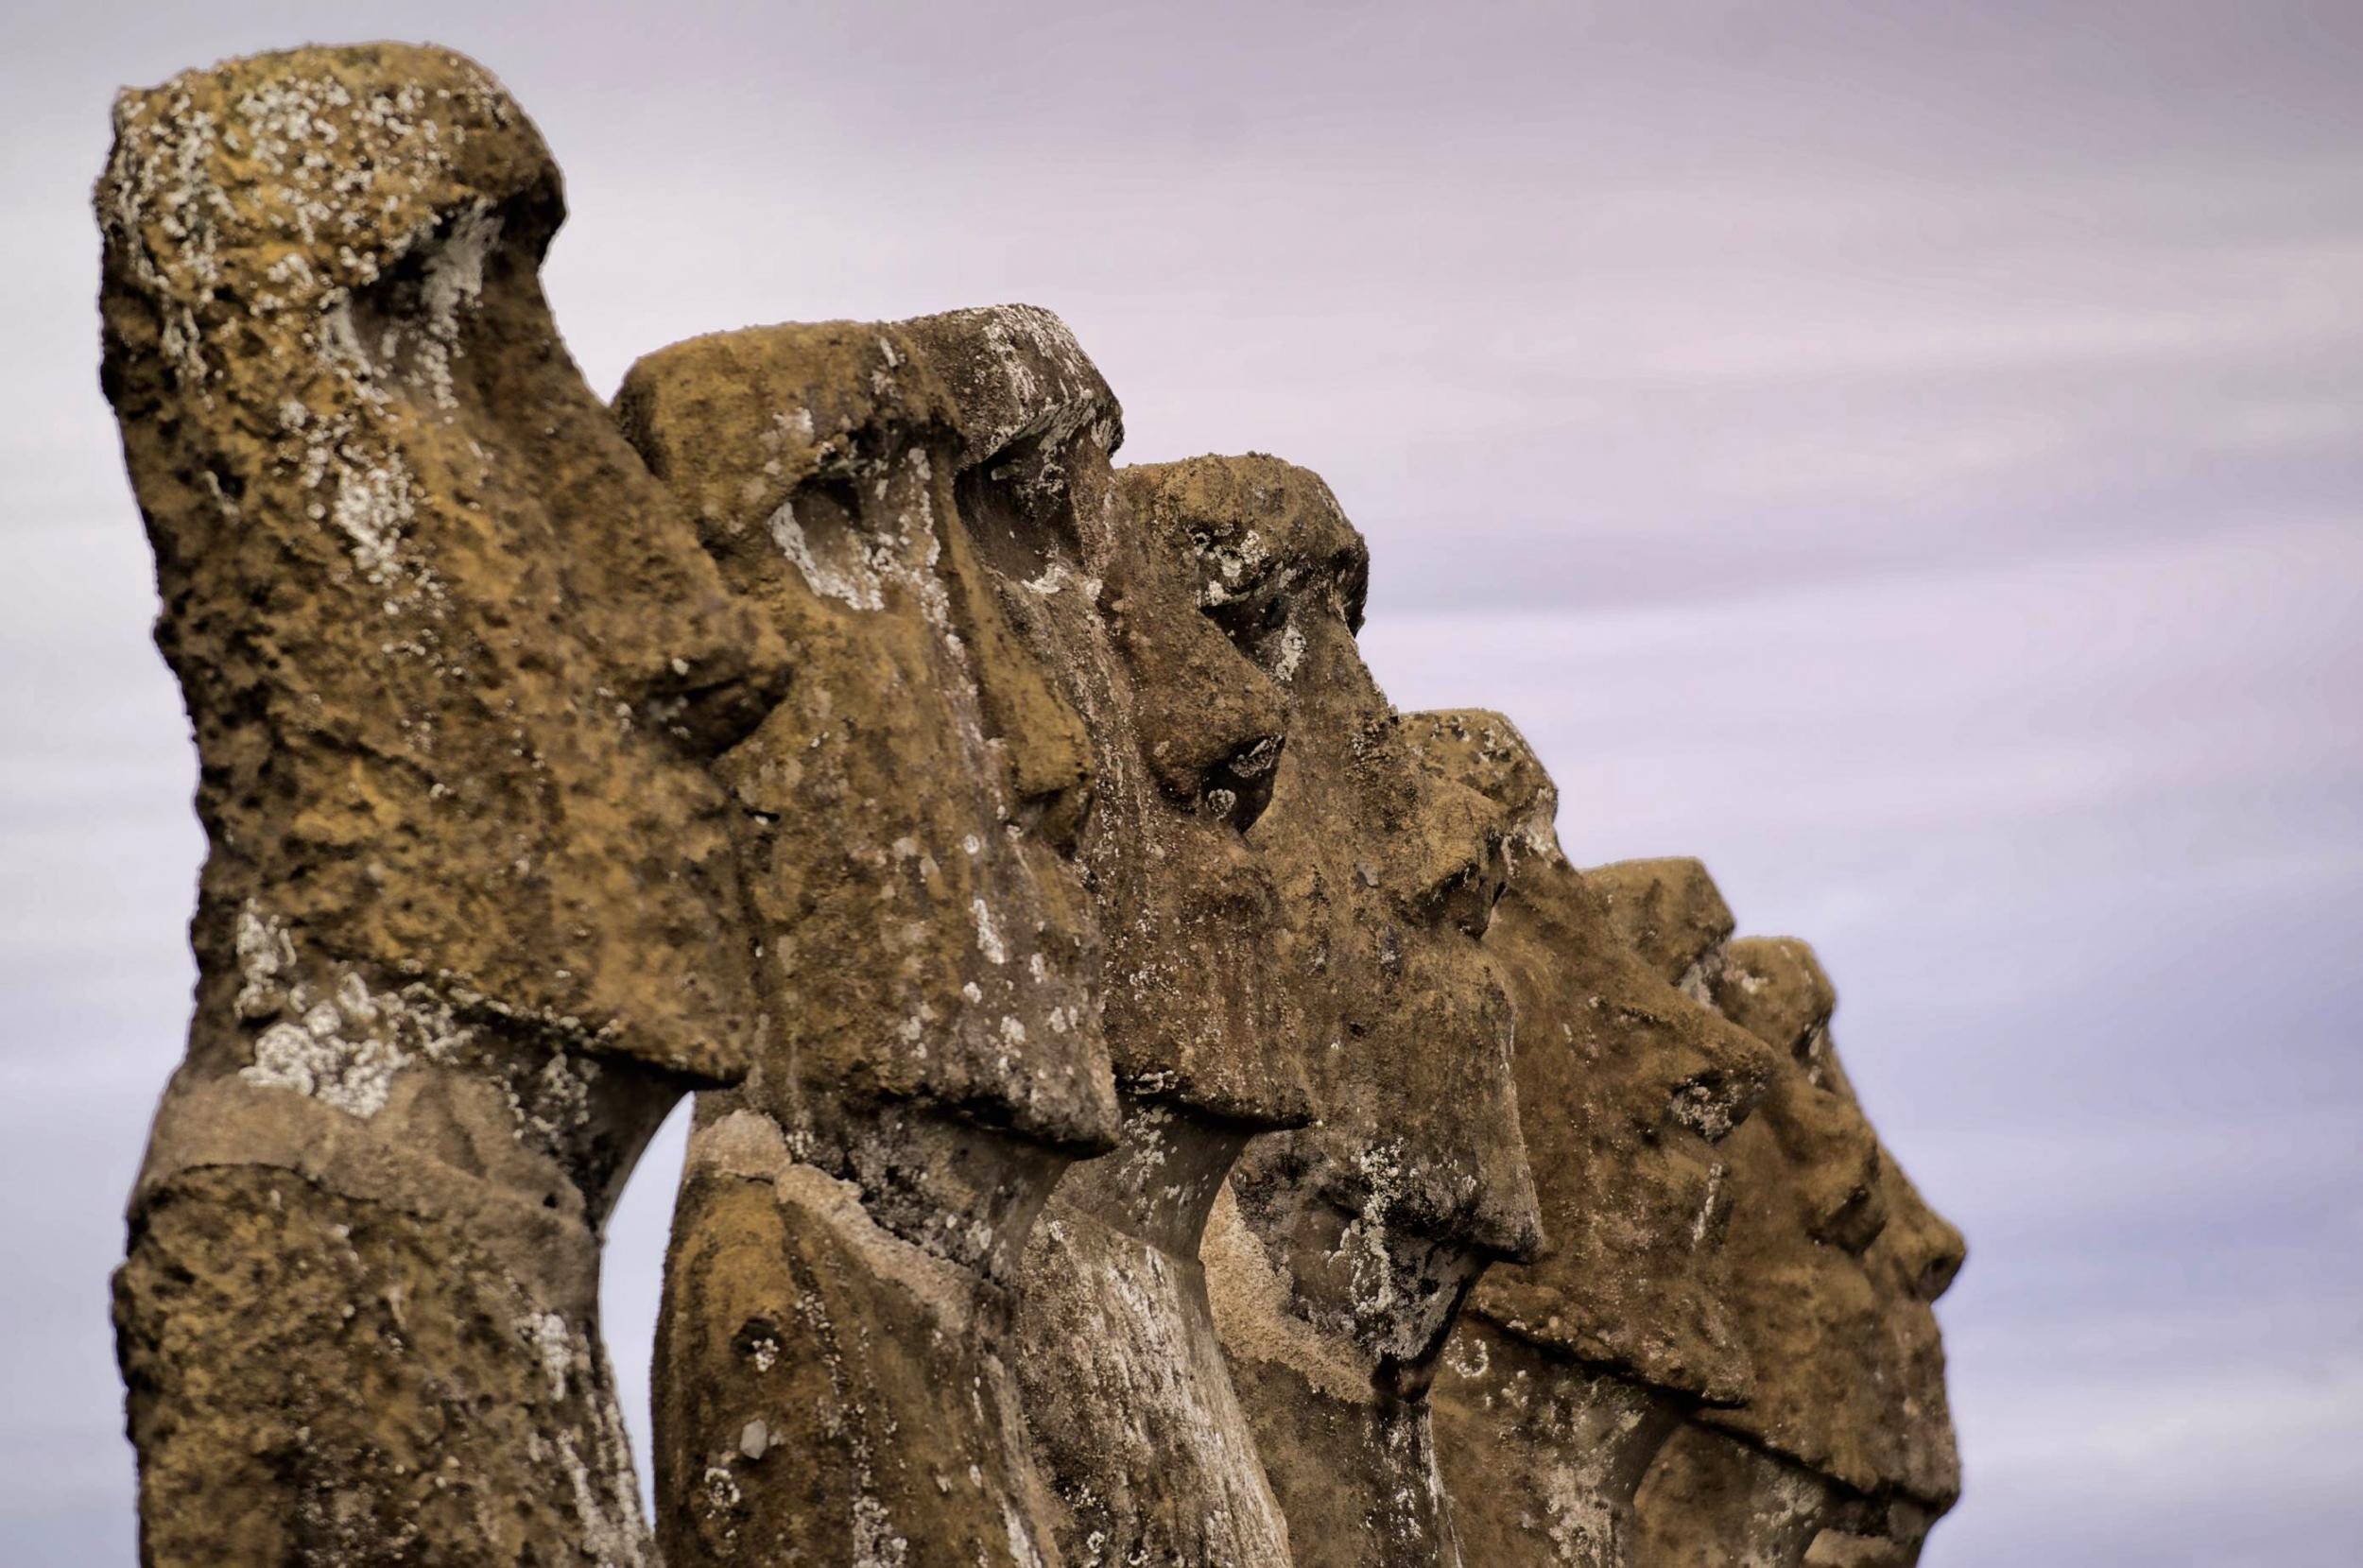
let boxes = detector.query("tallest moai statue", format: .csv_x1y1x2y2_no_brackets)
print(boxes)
98,44,784,1567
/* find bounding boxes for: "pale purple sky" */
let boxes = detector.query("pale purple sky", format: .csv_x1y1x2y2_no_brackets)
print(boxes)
4,3,2359,1562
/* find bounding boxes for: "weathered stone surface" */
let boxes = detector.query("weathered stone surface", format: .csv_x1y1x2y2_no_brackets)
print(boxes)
615,313,1116,1167
1436,1312,1685,1567
99,43,783,1566
1421,828,1961,1568
1633,1425,1852,1568
1440,833,1774,1401
102,45,1963,1567
1415,727,1777,1568
1014,1114,1290,1567
1581,857,1744,1005
1684,936,1961,1534
101,44,783,1085
620,308,1146,1565
1590,872,1964,1568
897,319,1304,1564
116,1164,647,1567
1129,457,1544,1566
653,1108,1066,1566
624,308,1307,1567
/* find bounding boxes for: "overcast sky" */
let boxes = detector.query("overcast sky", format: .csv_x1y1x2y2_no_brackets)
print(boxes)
4,3,2359,1562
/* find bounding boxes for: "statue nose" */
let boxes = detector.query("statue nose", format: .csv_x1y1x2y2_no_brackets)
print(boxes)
1396,767,1514,939
1129,595,1290,832
1890,1175,1968,1302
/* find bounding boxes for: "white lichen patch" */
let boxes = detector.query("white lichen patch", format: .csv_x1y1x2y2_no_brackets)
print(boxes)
850,1491,909,1568
233,899,472,1119
233,899,299,1019
1190,526,1268,609
1271,621,1308,684
411,198,502,409
700,1464,742,1511
760,445,988,722
972,898,1008,965
957,305,1113,477
767,497,887,610
1443,1329,1492,1382
1669,1079,1740,1143
97,92,230,395
1001,1497,1049,1568
328,452,420,588
242,1017,410,1120
505,1049,599,1147
1338,1141,1412,1330
556,1422,653,1568
1690,1161,1728,1246
520,1309,575,1401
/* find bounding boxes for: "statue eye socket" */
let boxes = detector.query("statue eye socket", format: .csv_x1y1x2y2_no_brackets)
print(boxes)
1196,732,1284,832
1200,591,1268,648
956,439,1081,583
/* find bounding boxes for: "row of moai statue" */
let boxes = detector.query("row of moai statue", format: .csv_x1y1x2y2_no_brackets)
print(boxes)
99,44,1962,1568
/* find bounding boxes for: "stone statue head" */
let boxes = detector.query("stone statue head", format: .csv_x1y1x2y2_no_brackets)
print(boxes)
1126,455,1544,1378
895,312,1310,1146
1584,870,1964,1564
1701,938,1965,1505
1412,722,1782,1568
616,312,1126,1265
1412,726,1780,1409
99,42,787,1098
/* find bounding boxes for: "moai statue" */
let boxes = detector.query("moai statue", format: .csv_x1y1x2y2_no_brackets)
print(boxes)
613,308,1130,1564
884,319,1310,1564
1124,456,1546,1566
1410,730,1781,1568
1583,870,1964,1568
99,45,785,1567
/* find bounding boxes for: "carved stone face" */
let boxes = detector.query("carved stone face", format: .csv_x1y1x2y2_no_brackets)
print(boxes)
1125,455,1543,1372
100,44,804,1565
1699,937,1966,1514
630,312,1141,1565
614,317,1121,1170
1586,870,1964,1562
894,313,1309,1134
98,43,788,1094
1411,724,1781,1408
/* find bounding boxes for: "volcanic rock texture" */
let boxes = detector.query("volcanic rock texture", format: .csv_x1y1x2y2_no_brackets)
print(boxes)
99,43,1961,1568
